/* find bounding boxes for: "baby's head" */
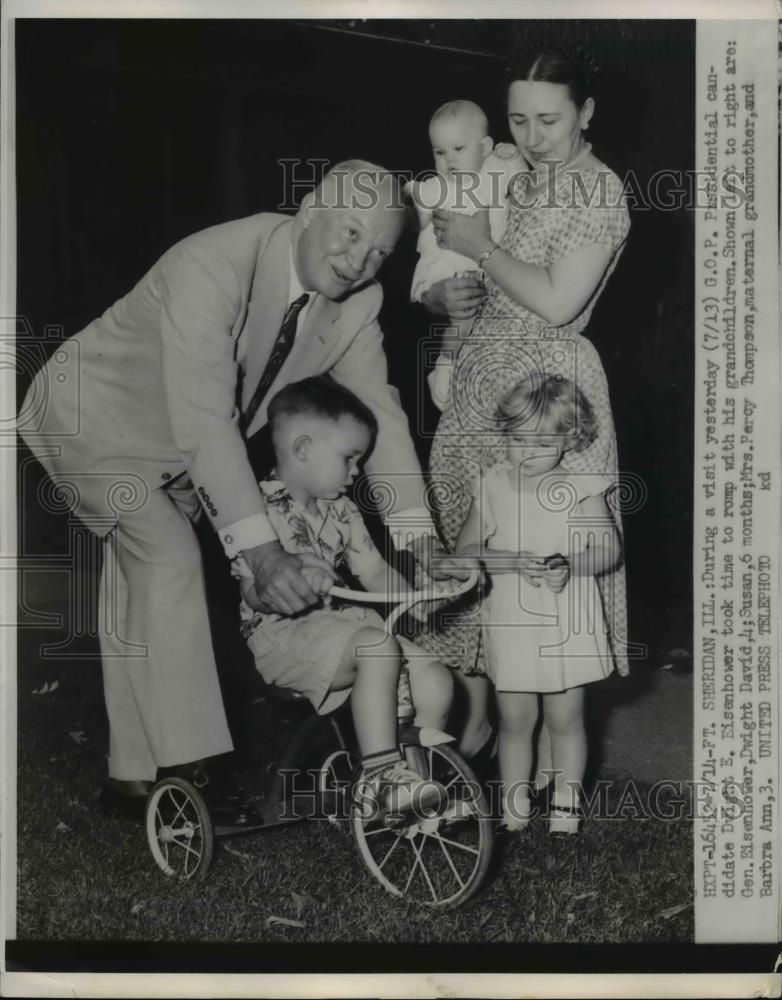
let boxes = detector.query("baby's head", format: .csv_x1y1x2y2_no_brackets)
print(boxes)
496,373,596,475
268,376,378,501
429,100,494,177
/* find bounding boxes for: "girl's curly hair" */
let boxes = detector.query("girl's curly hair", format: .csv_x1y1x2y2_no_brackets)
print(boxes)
496,372,597,453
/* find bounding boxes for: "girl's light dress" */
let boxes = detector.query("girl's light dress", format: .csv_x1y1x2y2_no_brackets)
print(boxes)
477,464,614,692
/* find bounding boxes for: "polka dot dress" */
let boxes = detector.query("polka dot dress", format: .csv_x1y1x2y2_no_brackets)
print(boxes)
418,160,632,678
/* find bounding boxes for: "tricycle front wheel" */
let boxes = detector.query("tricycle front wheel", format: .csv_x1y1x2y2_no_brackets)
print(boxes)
145,777,214,881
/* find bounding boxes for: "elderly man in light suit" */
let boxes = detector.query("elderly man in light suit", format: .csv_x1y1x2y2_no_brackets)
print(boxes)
21,161,446,819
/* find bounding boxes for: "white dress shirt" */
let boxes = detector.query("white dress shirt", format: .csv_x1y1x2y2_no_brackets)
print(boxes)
218,239,436,559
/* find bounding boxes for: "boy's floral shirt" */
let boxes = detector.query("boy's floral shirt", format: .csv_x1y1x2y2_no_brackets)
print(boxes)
231,472,384,636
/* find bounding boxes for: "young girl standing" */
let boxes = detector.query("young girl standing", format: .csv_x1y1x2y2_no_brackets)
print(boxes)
455,373,622,834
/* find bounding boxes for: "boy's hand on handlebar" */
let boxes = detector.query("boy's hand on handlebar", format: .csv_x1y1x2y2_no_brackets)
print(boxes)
429,553,481,582
300,562,335,597
412,537,479,582
241,541,336,616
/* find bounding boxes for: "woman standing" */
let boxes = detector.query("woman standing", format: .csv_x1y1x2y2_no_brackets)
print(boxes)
419,47,631,763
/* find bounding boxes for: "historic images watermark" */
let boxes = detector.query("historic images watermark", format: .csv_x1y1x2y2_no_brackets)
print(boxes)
276,769,757,826
275,157,748,213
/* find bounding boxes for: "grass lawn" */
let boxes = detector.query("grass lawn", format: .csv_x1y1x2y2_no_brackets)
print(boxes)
16,652,693,946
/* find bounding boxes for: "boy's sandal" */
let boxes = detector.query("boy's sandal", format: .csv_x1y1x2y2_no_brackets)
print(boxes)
547,803,582,836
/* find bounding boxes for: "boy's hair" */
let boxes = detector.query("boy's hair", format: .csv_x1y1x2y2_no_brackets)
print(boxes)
430,100,490,137
496,373,597,452
267,375,378,451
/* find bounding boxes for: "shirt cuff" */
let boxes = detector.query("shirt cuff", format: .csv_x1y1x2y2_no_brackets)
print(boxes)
218,513,277,558
383,508,437,552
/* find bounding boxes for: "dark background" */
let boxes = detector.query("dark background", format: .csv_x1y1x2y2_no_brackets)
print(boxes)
16,17,694,669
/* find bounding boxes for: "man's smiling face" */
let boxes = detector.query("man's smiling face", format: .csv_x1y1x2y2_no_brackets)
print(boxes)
294,174,403,300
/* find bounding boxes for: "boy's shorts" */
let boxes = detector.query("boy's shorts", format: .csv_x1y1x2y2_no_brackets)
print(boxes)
246,604,440,716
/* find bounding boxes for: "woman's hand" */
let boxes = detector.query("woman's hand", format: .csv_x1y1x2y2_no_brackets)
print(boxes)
421,275,486,320
432,207,494,262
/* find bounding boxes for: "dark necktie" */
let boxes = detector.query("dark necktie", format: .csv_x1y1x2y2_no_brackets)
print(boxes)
241,292,310,432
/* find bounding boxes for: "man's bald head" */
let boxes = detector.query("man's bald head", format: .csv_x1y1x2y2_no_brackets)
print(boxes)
293,160,406,300
311,159,406,215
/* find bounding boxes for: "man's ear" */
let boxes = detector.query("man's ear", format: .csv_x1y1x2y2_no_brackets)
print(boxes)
299,190,315,229
481,135,494,158
291,434,311,461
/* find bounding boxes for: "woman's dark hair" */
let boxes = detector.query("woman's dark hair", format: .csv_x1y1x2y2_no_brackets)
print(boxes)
505,46,598,110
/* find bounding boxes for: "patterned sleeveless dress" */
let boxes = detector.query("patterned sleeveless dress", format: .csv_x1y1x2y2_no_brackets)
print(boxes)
418,158,631,677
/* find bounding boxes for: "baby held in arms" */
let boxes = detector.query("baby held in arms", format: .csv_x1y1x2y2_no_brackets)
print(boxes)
406,99,523,410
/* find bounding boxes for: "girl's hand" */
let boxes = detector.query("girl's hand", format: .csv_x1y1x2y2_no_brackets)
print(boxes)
421,275,486,319
518,551,545,588
544,565,570,593
432,208,493,262
542,554,570,593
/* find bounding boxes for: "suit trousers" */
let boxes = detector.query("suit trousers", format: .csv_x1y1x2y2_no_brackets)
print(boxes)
98,485,233,781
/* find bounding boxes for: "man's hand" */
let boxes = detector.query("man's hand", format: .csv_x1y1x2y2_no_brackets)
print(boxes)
421,275,486,320
240,540,337,615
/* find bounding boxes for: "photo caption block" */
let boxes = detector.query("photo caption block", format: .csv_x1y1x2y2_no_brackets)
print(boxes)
694,19,780,943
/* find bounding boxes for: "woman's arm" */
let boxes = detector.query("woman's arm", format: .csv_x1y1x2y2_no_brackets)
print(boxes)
432,209,612,326
482,241,611,327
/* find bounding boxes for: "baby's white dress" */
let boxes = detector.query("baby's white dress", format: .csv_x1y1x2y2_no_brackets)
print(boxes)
476,464,615,693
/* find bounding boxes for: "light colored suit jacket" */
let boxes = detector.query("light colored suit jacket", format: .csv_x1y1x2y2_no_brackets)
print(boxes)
22,213,426,537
